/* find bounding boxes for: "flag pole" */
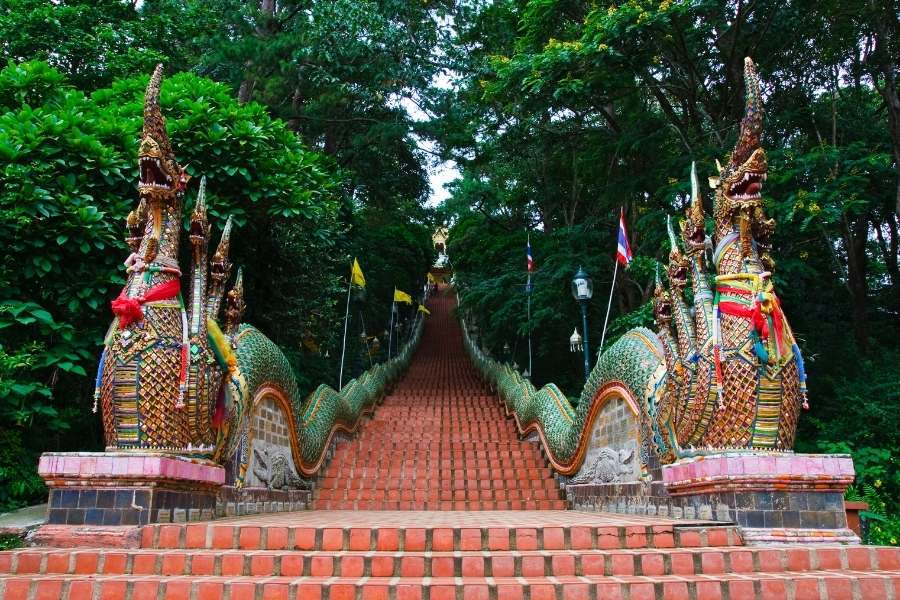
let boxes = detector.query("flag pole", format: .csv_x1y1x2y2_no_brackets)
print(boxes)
338,279,353,390
526,232,534,377
599,250,620,356
526,275,533,377
359,310,373,368
388,297,396,359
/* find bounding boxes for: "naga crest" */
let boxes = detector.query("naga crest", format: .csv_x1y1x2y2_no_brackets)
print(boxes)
666,216,689,293
711,58,776,269
189,177,210,263
652,270,672,327
224,268,246,335
98,66,243,456
125,199,147,252
139,65,187,205
137,65,190,262
644,59,808,459
680,163,707,256
209,218,234,287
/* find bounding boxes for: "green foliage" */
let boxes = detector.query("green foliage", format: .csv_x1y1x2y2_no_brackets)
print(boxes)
804,347,900,519
846,482,900,546
0,0,216,89
196,0,443,211
0,60,346,509
0,430,45,513
0,534,24,551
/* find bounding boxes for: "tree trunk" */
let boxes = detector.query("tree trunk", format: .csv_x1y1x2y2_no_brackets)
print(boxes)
238,0,277,103
874,213,900,287
842,215,870,351
237,76,254,104
864,0,900,215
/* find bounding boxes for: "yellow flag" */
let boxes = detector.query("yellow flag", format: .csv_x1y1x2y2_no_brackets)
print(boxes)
351,258,365,288
393,288,413,304
417,305,431,315
426,272,436,283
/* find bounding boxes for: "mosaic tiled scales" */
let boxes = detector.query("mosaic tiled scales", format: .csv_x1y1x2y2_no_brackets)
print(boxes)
464,58,808,477
97,65,421,486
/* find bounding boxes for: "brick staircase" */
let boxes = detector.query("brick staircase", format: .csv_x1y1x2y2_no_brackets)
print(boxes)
314,290,567,511
3,512,899,599
3,287,899,599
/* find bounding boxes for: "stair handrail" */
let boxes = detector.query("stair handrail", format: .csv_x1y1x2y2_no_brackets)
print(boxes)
289,315,425,476
460,317,590,475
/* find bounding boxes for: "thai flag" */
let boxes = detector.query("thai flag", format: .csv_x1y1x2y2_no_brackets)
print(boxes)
616,208,632,267
526,235,534,273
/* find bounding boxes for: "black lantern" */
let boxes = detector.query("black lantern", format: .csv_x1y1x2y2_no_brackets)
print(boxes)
571,266,594,301
571,267,593,381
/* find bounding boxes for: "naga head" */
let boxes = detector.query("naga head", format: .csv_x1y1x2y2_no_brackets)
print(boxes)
125,199,147,252
139,65,188,206
711,58,775,264
653,267,673,326
138,65,189,262
680,162,707,256
210,216,234,286
666,216,690,293
224,268,246,335
190,176,210,263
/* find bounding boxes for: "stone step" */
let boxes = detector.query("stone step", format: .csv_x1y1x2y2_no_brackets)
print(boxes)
326,452,546,462
316,477,560,490
3,571,899,600
323,460,548,470
324,456,549,468
136,521,741,551
309,500,569,511
334,440,538,449
314,488,563,501
5,545,897,578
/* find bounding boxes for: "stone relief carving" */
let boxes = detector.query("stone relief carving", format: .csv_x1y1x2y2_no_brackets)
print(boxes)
570,442,637,484
570,395,642,484
249,441,309,490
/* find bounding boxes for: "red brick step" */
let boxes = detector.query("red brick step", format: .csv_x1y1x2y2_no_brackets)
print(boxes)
309,291,565,511
135,520,741,551
4,545,897,578
3,571,898,600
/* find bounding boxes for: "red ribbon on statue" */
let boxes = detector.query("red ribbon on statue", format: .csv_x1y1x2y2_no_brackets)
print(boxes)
719,300,768,338
718,294,786,355
111,279,181,329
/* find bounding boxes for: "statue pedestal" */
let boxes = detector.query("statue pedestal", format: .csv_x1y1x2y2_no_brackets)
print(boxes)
37,452,224,527
662,452,859,544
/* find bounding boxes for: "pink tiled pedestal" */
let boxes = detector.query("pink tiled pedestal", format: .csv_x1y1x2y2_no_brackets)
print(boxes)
37,452,224,527
662,452,859,544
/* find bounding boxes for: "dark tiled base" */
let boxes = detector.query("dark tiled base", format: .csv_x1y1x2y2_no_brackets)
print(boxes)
567,481,851,539
216,486,312,518
47,485,312,525
47,486,217,526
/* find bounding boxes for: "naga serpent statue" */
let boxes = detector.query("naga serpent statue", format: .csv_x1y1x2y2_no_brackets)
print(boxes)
466,58,809,478
95,65,420,486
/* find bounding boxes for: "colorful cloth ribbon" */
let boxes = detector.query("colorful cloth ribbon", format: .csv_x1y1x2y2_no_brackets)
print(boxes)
111,279,181,329
717,286,785,355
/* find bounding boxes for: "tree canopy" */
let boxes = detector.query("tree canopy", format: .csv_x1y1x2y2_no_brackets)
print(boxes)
0,0,897,544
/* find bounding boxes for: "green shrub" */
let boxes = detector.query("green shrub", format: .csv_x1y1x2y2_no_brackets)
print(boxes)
0,60,346,509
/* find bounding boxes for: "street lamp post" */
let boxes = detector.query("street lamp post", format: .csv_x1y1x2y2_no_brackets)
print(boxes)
571,267,594,381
